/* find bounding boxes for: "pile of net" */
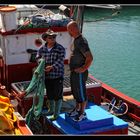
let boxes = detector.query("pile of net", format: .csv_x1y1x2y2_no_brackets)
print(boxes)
0,95,21,135
24,58,46,134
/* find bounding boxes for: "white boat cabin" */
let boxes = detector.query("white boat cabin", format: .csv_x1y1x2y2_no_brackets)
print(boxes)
0,5,74,89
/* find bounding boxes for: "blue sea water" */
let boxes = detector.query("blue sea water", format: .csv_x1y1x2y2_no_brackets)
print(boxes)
83,6,140,101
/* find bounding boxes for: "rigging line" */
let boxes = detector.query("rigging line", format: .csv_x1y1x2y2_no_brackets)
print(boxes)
84,11,120,23
70,6,78,19
80,6,85,33
14,4,47,34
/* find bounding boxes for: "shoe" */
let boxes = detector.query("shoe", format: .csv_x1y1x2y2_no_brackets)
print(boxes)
73,112,87,122
66,108,79,117
49,115,58,121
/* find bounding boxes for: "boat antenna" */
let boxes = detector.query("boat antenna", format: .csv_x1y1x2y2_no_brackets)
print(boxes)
14,5,47,34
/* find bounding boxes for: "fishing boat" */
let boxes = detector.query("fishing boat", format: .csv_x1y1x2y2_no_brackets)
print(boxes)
86,4,121,10
0,4,140,135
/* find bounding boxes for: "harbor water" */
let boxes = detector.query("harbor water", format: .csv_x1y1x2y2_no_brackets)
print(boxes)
83,6,140,101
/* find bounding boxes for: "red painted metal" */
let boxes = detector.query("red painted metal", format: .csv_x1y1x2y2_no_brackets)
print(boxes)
95,127,128,135
17,95,48,118
88,74,140,123
44,119,128,135
89,73,140,106
102,82,140,106
86,87,102,105
0,27,67,36
18,125,33,135
128,112,140,122
5,59,68,91
0,57,4,83
5,63,37,90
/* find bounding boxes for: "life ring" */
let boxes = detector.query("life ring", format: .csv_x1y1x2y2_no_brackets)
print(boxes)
34,38,42,47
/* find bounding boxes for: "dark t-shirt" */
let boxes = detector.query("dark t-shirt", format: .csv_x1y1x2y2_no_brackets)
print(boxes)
69,35,90,70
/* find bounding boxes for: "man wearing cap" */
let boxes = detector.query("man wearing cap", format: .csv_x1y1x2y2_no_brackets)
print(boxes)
36,29,66,121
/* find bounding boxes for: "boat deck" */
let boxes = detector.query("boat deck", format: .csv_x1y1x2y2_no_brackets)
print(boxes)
10,64,140,135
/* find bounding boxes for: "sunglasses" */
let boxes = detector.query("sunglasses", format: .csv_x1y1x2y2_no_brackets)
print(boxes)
47,36,56,39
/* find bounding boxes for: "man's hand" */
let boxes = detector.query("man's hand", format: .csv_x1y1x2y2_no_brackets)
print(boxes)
45,65,53,73
74,66,86,73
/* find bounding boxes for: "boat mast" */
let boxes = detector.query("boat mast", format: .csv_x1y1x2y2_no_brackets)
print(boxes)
76,5,85,33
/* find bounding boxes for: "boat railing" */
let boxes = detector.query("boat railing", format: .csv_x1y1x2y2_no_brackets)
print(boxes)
86,4,121,10
11,75,101,98
101,81,140,124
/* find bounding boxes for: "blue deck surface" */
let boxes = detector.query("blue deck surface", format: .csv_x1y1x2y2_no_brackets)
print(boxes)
46,102,128,134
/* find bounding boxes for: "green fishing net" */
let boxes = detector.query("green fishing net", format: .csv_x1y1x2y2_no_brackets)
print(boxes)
24,58,46,134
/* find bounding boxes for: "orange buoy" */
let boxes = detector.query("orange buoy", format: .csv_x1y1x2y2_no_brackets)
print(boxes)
0,6,17,12
35,38,42,47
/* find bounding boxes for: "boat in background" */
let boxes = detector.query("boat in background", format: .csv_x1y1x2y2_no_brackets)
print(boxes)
86,4,121,10
0,4,140,135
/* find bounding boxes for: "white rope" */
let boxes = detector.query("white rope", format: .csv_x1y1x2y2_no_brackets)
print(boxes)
111,102,129,117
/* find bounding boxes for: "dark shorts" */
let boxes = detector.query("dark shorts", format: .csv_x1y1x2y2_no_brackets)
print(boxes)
45,77,63,100
70,70,88,103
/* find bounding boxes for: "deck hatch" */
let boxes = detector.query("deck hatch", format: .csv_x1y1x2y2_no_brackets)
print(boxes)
11,76,101,94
